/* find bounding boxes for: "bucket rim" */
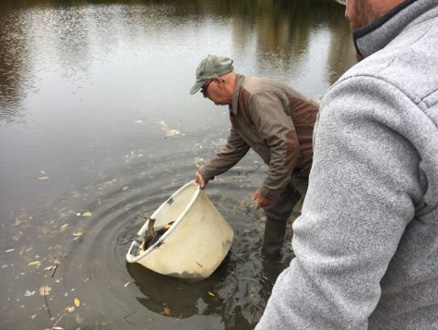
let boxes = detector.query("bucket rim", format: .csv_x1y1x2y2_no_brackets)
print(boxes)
126,180,201,263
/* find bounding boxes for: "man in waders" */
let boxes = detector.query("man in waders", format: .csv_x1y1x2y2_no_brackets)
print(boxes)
189,54,319,258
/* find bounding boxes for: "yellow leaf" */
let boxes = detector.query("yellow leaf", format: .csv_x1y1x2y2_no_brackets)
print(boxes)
74,298,80,307
60,224,69,233
72,230,84,237
28,261,41,266
163,306,171,316
39,285,52,296
208,291,215,297
81,211,92,217
164,129,180,138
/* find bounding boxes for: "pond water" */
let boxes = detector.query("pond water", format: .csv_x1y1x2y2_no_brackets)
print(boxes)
0,0,354,329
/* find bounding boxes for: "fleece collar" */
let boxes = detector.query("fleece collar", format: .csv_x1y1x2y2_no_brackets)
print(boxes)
353,0,436,59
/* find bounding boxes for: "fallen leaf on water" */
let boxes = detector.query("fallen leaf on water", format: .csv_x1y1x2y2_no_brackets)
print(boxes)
74,298,80,307
163,307,171,316
208,291,215,297
72,230,84,237
44,265,57,271
164,129,180,138
39,285,52,296
24,290,36,296
12,231,23,242
28,261,41,266
124,282,131,288
60,224,69,233
66,306,75,313
38,176,49,180
81,211,92,217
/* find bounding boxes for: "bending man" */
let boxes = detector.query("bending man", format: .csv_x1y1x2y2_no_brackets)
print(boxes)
189,54,319,258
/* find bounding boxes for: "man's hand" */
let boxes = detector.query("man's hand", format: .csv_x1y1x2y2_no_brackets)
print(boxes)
194,171,207,189
252,190,272,209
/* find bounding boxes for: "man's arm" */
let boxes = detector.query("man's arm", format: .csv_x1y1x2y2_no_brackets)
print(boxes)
250,92,299,199
198,127,250,182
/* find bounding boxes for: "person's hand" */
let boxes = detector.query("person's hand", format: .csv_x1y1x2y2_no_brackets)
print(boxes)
194,171,207,189
252,190,272,209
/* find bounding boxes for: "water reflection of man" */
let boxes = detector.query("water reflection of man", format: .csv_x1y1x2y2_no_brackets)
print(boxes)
189,54,319,258
256,0,438,329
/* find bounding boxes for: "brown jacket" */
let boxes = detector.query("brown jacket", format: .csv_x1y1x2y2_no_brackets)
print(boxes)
199,75,319,199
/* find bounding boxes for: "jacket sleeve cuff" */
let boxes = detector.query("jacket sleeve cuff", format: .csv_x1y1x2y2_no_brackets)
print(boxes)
259,186,278,200
198,167,215,182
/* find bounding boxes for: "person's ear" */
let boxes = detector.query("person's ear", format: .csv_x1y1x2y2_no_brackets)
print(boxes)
215,77,226,88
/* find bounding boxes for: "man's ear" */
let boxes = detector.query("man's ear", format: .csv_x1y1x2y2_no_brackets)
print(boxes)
215,77,226,88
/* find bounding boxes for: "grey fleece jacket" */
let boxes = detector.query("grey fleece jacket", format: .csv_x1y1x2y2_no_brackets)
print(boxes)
255,0,438,329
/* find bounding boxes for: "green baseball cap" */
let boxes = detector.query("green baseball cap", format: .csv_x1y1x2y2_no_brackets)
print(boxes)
189,55,234,94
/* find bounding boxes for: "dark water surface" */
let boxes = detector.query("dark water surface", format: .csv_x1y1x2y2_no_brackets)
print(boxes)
0,0,354,329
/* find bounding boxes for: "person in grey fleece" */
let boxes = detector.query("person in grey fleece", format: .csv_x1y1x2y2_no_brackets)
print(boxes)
255,0,438,329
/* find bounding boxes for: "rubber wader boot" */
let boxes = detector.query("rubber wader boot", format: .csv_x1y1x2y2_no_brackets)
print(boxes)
261,218,287,258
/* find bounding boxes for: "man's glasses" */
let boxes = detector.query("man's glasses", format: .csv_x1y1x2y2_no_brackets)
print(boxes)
200,79,213,96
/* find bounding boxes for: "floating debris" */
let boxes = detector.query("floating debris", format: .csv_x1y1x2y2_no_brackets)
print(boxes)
72,230,84,237
76,211,92,217
59,224,69,233
24,290,36,297
28,261,41,266
39,285,52,296
162,306,171,316
159,120,181,138
165,129,181,138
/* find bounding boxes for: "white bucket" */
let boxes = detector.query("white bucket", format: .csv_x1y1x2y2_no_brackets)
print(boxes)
126,181,234,280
